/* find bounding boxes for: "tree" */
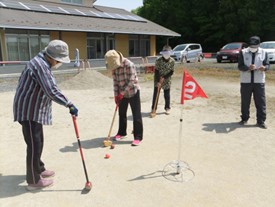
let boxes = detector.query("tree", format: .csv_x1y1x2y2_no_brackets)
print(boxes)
136,0,275,51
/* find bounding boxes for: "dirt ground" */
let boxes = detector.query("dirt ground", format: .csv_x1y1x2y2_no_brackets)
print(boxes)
1,65,275,207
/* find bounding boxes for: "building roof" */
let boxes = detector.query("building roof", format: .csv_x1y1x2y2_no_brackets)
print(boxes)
0,0,180,37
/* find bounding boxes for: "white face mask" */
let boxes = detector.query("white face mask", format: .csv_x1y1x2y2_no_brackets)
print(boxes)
51,62,63,70
249,47,258,53
163,54,170,60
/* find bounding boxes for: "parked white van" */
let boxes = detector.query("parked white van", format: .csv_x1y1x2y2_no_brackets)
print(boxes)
260,41,275,64
171,43,203,62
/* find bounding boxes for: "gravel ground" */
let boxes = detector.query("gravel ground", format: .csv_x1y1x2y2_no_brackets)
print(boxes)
1,64,275,207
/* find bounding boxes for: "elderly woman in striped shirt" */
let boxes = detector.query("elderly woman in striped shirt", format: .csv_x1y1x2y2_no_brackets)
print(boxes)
13,40,78,191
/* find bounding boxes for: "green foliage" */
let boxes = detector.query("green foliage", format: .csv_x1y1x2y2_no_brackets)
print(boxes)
136,0,275,51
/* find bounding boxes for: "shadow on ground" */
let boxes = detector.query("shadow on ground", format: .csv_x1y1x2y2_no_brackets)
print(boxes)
128,170,164,181
202,122,257,133
60,137,132,152
0,174,27,198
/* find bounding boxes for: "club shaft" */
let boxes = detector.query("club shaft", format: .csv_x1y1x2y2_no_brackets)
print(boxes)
107,105,118,138
72,116,90,183
152,85,161,112
77,140,90,182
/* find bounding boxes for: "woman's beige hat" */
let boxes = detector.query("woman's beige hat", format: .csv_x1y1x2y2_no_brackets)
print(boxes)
105,50,124,70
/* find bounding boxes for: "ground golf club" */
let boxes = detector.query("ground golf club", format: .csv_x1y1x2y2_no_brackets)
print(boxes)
150,85,161,118
103,105,118,147
72,116,92,191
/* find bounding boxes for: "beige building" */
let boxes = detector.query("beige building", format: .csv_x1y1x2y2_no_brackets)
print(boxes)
0,0,180,62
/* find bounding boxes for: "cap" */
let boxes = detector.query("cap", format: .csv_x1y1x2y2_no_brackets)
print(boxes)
105,50,124,70
249,36,261,47
45,40,70,63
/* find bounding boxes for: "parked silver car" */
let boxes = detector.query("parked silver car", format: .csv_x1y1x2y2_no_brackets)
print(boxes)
171,43,203,63
260,41,275,64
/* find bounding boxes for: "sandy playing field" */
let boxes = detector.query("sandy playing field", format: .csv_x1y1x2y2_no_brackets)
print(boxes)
1,67,275,207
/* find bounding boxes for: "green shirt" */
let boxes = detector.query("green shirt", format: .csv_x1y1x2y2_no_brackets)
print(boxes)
154,57,175,89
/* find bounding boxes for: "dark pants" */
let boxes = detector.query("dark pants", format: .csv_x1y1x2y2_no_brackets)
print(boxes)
20,121,45,184
151,87,170,111
240,83,266,124
118,90,143,141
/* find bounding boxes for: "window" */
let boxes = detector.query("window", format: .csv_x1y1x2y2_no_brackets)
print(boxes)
5,30,50,61
61,0,83,5
173,44,187,51
30,35,39,59
129,35,150,57
106,34,115,51
18,35,29,61
87,33,104,59
129,35,139,57
0,40,2,61
87,33,116,59
140,35,150,57
6,36,19,61
41,36,50,49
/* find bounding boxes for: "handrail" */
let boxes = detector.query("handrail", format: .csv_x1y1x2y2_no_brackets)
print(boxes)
0,61,29,65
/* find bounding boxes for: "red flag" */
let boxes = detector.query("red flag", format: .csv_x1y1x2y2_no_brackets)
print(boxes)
181,70,207,104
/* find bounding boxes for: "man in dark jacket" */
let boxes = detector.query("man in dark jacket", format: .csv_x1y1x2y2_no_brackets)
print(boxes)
238,36,270,129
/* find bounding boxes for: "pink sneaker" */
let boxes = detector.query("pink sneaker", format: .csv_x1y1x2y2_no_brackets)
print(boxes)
26,178,53,191
41,170,55,178
114,134,127,141
131,140,141,146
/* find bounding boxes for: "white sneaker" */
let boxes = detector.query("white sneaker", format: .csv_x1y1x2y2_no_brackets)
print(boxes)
165,109,171,115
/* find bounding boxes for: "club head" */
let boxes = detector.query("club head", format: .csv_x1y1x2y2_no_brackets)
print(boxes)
103,139,112,147
81,181,92,194
150,112,156,118
85,181,92,191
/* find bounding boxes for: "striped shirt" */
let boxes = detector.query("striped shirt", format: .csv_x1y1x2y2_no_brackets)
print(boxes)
13,52,71,125
112,58,140,98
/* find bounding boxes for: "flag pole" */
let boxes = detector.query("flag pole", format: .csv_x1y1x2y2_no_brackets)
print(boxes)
177,68,186,171
177,69,187,174
162,69,195,182
177,105,184,173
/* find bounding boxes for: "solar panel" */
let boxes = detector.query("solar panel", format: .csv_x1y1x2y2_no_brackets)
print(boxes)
1,1,22,10
103,12,115,18
24,3,48,12
75,9,87,16
0,2,6,7
18,2,30,10
89,10,102,17
126,15,140,21
0,0,146,22
58,7,70,14
40,5,52,12
131,15,145,21
47,6,67,14
113,13,127,20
